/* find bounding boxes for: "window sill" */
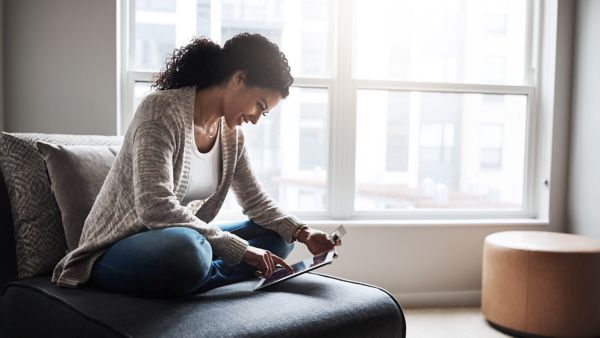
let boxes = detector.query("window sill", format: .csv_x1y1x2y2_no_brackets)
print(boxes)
303,218,549,228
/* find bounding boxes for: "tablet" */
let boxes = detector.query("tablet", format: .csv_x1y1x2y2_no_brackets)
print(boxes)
253,249,336,291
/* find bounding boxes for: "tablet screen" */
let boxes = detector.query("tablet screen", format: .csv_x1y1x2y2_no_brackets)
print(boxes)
254,250,336,290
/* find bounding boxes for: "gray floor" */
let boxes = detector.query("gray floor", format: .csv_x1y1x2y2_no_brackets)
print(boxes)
404,307,513,338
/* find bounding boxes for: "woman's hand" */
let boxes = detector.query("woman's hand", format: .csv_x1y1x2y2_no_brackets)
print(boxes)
242,246,294,278
297,227,342,255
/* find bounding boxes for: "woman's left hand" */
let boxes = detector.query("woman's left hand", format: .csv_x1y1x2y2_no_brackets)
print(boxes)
297,227,342,255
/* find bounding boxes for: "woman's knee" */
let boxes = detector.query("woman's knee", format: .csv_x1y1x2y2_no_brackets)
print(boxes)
160,227,213,294
91,227,213,297
268,234,295,259
226,221,294,258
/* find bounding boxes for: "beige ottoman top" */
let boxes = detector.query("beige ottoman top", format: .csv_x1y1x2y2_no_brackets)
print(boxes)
486,231,600,252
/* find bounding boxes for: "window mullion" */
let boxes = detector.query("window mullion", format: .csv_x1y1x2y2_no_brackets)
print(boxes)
354,80,533,95
528,0,544,218
524,0,534,85
524,87,537,217
120,0,135,136
329,0,356,219
130,71,155,82
292,77,334,88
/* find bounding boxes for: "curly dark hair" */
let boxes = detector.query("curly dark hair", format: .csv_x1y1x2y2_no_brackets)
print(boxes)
154,33,293,98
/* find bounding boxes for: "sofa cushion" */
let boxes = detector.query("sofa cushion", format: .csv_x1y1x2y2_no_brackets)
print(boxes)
0,170,17,288
36,142,121,251
0,132,123,279
0,273,406,337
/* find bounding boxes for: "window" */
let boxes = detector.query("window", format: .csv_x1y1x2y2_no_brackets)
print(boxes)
242,87,329,212
385,92,410,172
480,124,504,169
121,0,538,220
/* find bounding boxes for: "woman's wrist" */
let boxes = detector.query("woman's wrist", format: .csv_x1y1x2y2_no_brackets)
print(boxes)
296,227,311,244
292,225,309,243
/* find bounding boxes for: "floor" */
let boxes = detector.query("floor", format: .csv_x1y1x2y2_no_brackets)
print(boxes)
403,307,513,338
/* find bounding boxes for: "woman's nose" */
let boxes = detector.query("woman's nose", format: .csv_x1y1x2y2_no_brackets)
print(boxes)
250,112,261,124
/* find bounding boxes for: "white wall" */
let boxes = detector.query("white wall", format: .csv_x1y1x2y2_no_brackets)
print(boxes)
567,0,600,239
3,0,117,135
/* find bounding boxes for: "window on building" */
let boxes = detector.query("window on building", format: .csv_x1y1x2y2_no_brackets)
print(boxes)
480,124,504,169
122,0,537,219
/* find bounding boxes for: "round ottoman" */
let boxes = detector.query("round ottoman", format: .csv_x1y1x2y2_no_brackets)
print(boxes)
482,231,600,338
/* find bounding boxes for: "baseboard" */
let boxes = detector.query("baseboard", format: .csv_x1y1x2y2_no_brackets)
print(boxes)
392,290,482,308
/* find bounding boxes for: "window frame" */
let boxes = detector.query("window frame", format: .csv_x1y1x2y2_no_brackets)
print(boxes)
119,0,544,222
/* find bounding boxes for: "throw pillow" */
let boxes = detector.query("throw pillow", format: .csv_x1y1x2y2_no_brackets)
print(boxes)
0,132,123,279
36,142,120,251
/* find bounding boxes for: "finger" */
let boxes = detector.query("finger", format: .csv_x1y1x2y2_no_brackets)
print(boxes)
261,257,271,276
336,239,342,246
272,254,294,273
318,244,333,253
266,259,274,276
325,240,335,250
324,236,336,244
266,252,275,277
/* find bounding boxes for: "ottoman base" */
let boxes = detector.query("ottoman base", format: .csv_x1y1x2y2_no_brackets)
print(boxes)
482,231,600,338
487,320,559,338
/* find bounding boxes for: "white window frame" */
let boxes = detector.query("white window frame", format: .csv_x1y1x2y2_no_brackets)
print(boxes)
119,0,560,223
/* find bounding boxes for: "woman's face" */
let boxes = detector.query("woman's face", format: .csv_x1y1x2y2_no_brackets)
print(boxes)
222,72,282,129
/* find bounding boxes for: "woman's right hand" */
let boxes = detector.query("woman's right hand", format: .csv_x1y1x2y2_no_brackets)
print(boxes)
242,246,294,278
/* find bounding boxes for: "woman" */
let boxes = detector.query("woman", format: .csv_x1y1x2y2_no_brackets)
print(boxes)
51,33,341,297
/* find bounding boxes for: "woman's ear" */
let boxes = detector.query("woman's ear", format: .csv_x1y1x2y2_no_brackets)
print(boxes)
233,71,246,86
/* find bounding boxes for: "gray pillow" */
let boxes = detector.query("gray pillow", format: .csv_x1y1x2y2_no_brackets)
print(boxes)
37,142,120,251
0,132,123,279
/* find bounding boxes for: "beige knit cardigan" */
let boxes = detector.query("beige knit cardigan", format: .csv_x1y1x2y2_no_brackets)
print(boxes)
52,86,303,287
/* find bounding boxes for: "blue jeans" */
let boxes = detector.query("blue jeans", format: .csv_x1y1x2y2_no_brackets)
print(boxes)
90,220,294,297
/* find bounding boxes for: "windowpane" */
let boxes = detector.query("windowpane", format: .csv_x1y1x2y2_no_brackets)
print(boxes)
235,87,329,212
132,0,332,77
355,90,527,210
385,93,410,171
133,0,178,70
355,0,527,84
480,123,504,169
136,0,176,12
133,82,154,112
134,23,176,70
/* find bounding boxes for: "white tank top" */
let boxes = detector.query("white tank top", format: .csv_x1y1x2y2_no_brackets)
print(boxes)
181,124,221,205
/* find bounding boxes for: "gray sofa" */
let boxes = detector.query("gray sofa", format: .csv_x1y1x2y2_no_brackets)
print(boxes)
0,133,406,337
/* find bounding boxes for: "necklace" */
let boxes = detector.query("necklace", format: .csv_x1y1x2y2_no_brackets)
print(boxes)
199,109,219,138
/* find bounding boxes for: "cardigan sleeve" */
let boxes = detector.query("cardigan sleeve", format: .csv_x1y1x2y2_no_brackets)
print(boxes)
132,120,248,266
231,131,304,243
